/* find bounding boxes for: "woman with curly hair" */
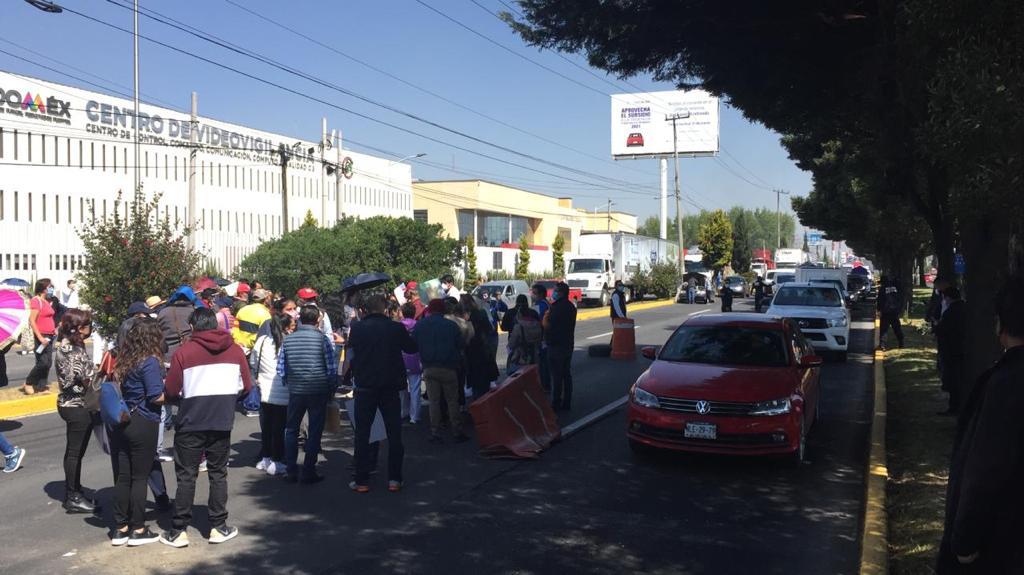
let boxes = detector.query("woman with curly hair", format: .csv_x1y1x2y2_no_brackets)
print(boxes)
55,308,99,514
108,318,165,547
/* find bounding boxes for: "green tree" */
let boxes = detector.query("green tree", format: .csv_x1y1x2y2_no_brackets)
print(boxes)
301,210,318,229
731,211,752,272
78,188,202,339
515,234,531,279
464,235,479,290
552,233,566,275
239,216,461,298
697,210,733,271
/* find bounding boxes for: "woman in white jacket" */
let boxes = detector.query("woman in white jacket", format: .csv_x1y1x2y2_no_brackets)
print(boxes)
252,314,293,476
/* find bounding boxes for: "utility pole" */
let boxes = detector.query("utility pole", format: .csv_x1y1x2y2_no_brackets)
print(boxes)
186,91,197,249
279,144,290,234
667,111,690,274
335,129,344,221
774,188,790,249
320,117,327,227
606,199,613,232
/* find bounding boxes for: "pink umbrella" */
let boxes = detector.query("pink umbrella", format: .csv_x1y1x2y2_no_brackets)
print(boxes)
194,277,218,291
0,289,29,346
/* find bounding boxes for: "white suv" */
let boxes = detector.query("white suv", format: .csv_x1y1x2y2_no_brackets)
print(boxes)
766,282,850,361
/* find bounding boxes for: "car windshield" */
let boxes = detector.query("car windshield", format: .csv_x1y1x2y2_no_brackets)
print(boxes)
775,274,795,284
813,280,847,295
473,286,504,299
772,286,842,307
725,277,744,285
659,326,789,367
568,259,604,273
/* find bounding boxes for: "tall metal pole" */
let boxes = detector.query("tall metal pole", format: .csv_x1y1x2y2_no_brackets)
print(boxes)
659,158,668,240
133,0,140,195
667,112,689,274
320,117,327,227
335,129,344,221
187,91,197,248
606,199,612,232
279,144,290,234
773,188,790,249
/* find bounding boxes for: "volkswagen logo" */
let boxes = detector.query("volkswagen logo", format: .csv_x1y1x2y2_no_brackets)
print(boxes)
695,400,711,415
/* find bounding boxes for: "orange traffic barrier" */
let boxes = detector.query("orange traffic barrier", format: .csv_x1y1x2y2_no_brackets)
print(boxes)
611,317,636,360
469,365,561,459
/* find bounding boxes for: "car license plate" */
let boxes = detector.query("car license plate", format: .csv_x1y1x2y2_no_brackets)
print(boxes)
684,422,717,440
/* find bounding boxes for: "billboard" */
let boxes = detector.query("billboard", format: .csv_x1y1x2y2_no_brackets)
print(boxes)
610,90,720,159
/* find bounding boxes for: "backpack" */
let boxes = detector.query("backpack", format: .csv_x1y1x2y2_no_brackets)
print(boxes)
99,380,133,427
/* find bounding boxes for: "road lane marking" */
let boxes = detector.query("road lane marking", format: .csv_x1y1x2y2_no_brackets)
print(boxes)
562,395,629,439
585,325,639,340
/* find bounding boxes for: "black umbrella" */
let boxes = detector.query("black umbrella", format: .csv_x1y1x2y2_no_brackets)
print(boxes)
340,272,391,293
0,278,30,288
212,277,231,287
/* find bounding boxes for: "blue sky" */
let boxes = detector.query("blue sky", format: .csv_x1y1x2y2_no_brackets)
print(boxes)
5,0,812,227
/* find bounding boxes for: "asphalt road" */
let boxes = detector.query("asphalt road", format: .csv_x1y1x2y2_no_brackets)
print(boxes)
0,298,874,574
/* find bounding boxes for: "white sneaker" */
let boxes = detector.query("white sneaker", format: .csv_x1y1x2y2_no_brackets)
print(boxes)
267,461,287,476
256,457,270,471
198,460,208,473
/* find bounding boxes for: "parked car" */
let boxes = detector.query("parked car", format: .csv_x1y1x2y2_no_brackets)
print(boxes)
723,275,748,297
676,273,715,304
766,282,850,361
533,279,583,305
628,313,823,463
471,280,531,311
773,273,796,286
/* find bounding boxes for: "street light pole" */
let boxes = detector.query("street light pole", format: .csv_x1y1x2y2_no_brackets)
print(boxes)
133,0,140,196
666,111,690,274
773,188,791,249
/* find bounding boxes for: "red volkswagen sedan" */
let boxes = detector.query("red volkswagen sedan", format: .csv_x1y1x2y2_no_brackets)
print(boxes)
627,313,823,463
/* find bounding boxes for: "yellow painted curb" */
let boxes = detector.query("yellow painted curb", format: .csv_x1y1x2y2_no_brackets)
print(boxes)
859,320,889,575
575,298,675,322
0,392,57,420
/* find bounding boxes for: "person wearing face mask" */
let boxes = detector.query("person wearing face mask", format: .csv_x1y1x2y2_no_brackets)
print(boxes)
934,286,966,416
610,281,628,320
937,276,1024,574
24,279,57,395
543,283,577,411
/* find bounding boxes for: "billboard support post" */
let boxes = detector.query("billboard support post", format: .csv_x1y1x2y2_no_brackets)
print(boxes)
667,112,691,274
279,144,290,234
659,158,668,240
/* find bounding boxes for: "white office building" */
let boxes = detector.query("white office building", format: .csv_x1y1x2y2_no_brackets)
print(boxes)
0,70,413,285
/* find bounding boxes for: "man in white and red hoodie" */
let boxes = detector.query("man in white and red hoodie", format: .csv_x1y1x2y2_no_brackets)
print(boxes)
160,308,252,548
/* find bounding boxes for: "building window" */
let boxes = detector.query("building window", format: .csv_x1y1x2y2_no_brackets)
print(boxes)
27,131,32,162
55,194,59,224
456,209,475,241
90,142,95,170
413,209,428,224
0,127,4,158
27,192,32,222
479,212,510,247
40,133,45,164
13,129,19,160
511,216,531,244
492,251,503,271
14,191,19,222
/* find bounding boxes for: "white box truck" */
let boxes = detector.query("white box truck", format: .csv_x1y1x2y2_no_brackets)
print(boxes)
565,232,679,306
774,248,808,269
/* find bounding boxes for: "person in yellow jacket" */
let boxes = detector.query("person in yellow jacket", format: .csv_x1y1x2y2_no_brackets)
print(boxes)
232,289,272,353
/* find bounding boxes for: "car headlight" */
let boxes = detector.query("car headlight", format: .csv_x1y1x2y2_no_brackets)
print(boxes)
749,397,791,416
827,316,848,328
631,385,660,409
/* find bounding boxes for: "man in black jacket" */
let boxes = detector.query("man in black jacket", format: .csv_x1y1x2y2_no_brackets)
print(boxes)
543,282,577,411
934,286,966,415
346,294,417,492
937,277,1024,573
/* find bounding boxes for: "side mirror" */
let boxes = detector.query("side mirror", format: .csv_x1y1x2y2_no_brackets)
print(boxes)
800,355,824,368
641,346,658,360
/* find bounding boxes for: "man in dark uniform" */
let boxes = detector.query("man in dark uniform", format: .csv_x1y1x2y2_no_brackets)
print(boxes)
720,282,734,312
934,286,966,415
878,277,905,350
753,276,766,313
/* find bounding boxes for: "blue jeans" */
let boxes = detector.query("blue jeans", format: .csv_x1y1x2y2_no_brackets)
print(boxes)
0,430,13,456
284,392,330,477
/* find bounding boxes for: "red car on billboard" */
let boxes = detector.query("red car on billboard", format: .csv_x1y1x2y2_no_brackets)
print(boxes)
627,313,823,463
626,133,645,147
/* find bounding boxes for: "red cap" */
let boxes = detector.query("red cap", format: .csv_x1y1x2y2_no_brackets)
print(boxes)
297,287,318,300
406,281,419,290
236,283,251,295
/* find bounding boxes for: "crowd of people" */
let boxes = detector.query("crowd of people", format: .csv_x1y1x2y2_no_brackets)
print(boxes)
0,273,579,548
